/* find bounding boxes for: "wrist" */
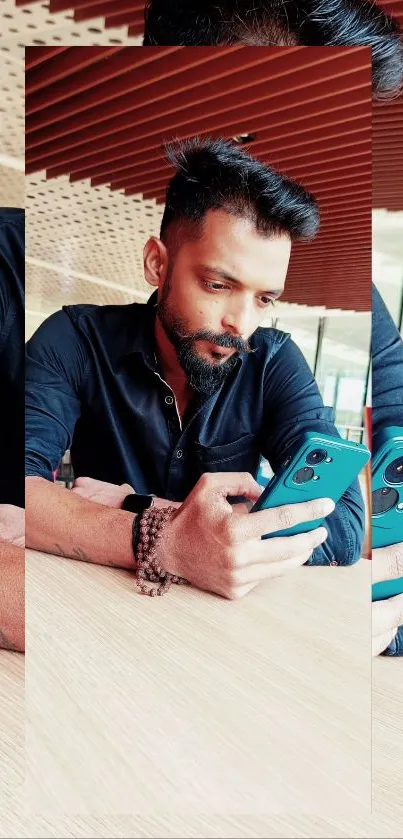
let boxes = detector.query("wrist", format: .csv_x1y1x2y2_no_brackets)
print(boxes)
132,506,186,595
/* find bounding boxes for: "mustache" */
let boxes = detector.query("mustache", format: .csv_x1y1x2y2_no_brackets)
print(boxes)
177,328,253,355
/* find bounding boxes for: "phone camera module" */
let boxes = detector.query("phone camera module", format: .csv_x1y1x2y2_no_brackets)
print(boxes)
306,449,327,466
293,466,314,484
372,486,399,514
384,457,403,485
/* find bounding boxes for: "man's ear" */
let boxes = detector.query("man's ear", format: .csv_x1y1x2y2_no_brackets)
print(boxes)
143,237,167,288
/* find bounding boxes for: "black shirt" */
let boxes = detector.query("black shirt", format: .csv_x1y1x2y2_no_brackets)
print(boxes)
25,290,365,565
372,282,403,436
0,209,24,508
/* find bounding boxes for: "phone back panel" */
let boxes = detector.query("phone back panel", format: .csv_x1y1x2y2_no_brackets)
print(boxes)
372,427,403,550
251,432,370,539
371,427,403,601
372,578,403,601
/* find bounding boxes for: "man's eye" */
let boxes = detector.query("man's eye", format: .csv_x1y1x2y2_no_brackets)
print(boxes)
260,296,275,306
203,280,227,291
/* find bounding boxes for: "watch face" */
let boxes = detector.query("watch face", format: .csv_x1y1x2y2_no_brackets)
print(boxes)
122,494,153,514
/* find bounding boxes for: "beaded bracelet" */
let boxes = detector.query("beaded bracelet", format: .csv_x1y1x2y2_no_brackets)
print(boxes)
133,506,188,596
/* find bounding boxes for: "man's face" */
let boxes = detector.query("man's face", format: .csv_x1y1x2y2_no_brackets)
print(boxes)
156,210,291,395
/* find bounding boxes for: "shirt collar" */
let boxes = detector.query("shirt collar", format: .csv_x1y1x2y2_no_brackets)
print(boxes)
122,289,159,369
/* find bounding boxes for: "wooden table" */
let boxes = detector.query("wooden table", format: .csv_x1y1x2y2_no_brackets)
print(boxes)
25,550,372,817
0,651,24,838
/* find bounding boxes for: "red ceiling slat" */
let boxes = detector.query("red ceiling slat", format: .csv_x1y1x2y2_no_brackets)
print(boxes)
34,74,369,176
74,1,143,22
90,144,370,196
26,93,371,173
26,48,122,98
25,46,376,312
66,125,370,185
26,47,175,111
104,13,144,29
26,46,361,137
25,47,71,69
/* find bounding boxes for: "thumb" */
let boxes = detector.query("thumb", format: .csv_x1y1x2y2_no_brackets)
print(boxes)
206,471,263,503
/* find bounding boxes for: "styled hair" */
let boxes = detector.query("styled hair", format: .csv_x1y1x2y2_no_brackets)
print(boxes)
144,0,403,98
159,137,320,248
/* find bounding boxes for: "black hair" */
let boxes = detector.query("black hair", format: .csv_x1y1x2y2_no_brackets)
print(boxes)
160,137,320,247
143,1,403,98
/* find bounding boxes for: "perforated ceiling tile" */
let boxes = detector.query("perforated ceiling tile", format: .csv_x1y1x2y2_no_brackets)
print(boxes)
0,48,24,160
0,164,24,205
26,172,163,291
2,0,142,49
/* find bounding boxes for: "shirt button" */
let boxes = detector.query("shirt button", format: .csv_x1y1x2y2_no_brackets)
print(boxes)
165,395,174,405
176,449,183,459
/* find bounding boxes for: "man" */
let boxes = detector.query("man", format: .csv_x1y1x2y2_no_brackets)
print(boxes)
0,208,25,653
372,283,403,656
26,138,365,600
143,0,403,98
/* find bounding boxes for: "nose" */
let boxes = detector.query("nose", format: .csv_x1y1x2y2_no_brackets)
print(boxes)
221,298,252,340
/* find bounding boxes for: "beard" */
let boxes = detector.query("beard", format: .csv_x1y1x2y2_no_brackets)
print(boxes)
157,288,253,397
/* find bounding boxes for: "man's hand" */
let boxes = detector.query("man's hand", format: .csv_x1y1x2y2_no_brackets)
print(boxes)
372,542,403,656
0,504,25,547
158,472,334,600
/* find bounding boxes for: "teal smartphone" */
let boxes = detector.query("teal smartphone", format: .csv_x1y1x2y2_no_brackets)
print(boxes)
251,432,370,539
371,426,403,601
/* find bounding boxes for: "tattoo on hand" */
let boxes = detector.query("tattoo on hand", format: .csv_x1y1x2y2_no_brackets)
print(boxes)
0,629,19,652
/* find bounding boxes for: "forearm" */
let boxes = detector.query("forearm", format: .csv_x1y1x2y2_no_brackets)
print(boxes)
0,541,24,652
307,479,365,566
26,477,135,570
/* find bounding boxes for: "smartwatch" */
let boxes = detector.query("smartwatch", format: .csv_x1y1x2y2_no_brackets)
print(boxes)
122,493,156,514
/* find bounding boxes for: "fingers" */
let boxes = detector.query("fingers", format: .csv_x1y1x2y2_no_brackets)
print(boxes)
372,542,403,584
197,471,263,504
373,628,398,657
232,497,335,542
233,525,328,566
234,553,311,585
73,477,95,488
372,594,403,638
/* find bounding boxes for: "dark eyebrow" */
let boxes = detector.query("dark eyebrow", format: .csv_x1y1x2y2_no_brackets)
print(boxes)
197,264,283,298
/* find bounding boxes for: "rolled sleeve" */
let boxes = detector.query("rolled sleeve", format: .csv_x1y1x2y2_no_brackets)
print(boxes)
25,310,88,481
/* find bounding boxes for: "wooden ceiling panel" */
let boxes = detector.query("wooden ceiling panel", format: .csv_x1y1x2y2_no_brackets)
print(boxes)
25,46,373,312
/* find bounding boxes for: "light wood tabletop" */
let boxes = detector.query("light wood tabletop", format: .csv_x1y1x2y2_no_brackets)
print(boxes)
25,549,371,817
0,651,24,838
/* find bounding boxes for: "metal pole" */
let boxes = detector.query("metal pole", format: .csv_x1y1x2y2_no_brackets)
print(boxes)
398,276,403,335
313,316,325,376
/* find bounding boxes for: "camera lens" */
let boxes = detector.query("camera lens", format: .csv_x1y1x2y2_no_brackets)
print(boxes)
372,486,399,514
306,449,327,466
293,466,314,484
384,457,403,485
